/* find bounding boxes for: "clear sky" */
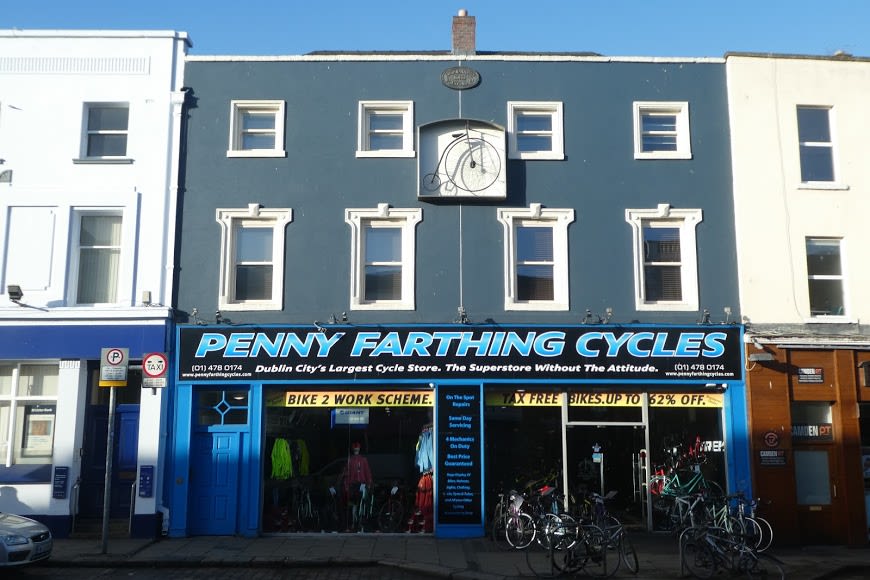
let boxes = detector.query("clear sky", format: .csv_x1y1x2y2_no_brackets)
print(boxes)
3,0,869,58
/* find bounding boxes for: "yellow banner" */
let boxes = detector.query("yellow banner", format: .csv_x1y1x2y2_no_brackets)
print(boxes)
282,390,434,407
486,392,723,408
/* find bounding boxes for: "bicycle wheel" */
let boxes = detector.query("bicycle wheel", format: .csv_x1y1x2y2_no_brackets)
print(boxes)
525,542,562,579
421,172,442,192
680,532,716,579
377,498,403,533
751,516,774,552
297,499,319,531
619,532,639,574
444,137,501,192
740,551,785,579
578,524,615,578
535,513,574,550
505,512,536,549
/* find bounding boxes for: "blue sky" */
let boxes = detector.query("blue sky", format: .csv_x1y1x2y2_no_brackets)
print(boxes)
3,1,869,58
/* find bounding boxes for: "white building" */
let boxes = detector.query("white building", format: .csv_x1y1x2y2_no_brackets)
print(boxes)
0,30,189,537
727,52,870,546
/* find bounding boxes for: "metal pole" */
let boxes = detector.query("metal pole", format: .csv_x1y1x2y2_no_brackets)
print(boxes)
101,386,116,554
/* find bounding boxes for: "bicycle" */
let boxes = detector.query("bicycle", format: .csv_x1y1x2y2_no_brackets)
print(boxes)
295,484,320,531
679,525,784,579
525,519,612,579
587,493,639,575
377,481,412,533
421,122,501,193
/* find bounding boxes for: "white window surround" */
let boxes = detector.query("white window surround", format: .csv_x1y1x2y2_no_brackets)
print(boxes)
345,204,422,310
633,101,692,160
796,105,846,189
227,100,286,158
356,101,415,158
625,204,702,311
507,101,564,160
497,204,574,311
217,205,293,311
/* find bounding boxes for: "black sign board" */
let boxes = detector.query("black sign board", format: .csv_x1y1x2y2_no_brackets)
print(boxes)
52,466,69,499
177,325,743,383
797,367,824,383
436,386,482,526
139,465,154,498
759,450,787,466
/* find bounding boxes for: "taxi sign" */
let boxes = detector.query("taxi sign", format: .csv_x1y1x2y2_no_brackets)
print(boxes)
143,352,168,389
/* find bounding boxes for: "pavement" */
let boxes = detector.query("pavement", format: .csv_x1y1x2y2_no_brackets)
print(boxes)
42,531,870,579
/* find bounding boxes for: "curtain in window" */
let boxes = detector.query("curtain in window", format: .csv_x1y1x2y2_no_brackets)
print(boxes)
77,215,121,304
643,226,682,301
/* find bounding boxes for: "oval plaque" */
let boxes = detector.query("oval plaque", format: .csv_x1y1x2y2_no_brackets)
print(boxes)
441,66,481,90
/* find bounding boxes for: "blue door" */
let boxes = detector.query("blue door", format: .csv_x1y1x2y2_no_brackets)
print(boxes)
189,431,240,535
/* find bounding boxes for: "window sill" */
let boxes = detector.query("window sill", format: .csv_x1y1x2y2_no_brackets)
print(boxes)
218,301,282,311
355,150,415,158
508,151,565,161
804,315,856,324
634,152,692,160
226,150,287,158
635,301,699,312
504,301,569,312
73,158,134,164
797,182,849,191
350,301,415,311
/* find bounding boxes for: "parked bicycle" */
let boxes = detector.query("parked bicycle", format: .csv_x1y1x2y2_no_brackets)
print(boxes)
525,519,612,579
421,122,501,193
679,525,784,579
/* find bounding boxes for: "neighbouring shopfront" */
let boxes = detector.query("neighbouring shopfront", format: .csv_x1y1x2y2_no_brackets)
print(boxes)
745,336,870,547
168,323,749,538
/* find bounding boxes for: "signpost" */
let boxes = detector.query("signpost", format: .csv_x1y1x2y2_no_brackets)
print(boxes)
142,352,168,391
99,348,128,555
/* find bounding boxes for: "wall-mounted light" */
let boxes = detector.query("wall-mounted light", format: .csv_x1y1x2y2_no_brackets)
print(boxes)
858,361,870,387
0,169,12,183
748,352,775,362
723,306,732,324
141,290,152,306
7,284,23,302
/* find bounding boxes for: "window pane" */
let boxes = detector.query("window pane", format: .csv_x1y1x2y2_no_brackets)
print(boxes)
78,248,120,303
364,265,401,300
794,450,831,504
0,403,9,451
0,366,13,396
517,265,554,300
87,133,128,157
799,145,834,182
237,228,273,262
645,265,683,301
242,111,276,131
806,239,841,276
366,227,401,263
517,227,553,261
369,134,403,150
642,134,677,151
18,365,58,397
17,404,55,460
642,114,677,133
88,107,128,131
644,228,681,262
81,215,122,246
241,133,276,150
517,115,553,132
808,279,844,315
236,265,272,300
369,114,403,131
797,108,831,142
517,135,553,152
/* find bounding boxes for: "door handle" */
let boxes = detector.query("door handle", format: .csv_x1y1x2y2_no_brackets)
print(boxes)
832,483,837,498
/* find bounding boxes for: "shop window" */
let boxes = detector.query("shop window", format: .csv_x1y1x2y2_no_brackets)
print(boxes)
197,389,249,426
791,402,833,443
0,364,59,466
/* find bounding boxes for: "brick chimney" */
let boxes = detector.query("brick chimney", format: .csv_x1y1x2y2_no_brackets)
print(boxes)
452,9,476,56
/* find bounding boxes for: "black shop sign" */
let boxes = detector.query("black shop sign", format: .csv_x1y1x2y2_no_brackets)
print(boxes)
436,386,483,526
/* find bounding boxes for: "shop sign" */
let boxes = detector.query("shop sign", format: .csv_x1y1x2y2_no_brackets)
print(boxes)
52,466,69,499
331,408,370,426
796,367,824,383
178,325,743,383
283,390,434,407
485,391,724,408
792,423,833,441
759,449,787,466
436,386,483,526
762,431,780,448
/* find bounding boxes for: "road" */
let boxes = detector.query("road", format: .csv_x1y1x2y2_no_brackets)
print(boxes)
6,564,429,580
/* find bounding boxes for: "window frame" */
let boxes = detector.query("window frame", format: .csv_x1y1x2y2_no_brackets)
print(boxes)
356,101,415,158
626,205,702,311
80,102,130,161
805,236,848,320
227,100,286,158
345,204,422,310
507,101,565,160
497,204,574,311
0,363,59,468
633,101,692,160
216,205,293,311
796,105,840,186
68,210,124,306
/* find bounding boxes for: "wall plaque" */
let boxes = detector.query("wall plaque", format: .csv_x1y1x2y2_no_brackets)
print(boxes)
441,66,481,90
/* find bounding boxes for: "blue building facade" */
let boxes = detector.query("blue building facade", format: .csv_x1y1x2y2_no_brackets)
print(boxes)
170,15,747,537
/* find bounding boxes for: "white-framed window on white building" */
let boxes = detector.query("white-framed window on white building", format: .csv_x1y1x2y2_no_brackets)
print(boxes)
227,100,286,157
217,205,293,311
806,237,846,317
70,212,122,305
497,204,574,311
633,101,691,159
345,204,422,310
82,103,130,159
797,106,836,184
356,101,415,157
507,101,564,160
626,205,702,311
0,363,58,467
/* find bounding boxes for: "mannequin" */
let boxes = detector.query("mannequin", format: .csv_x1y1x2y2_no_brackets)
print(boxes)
337,441,373,531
